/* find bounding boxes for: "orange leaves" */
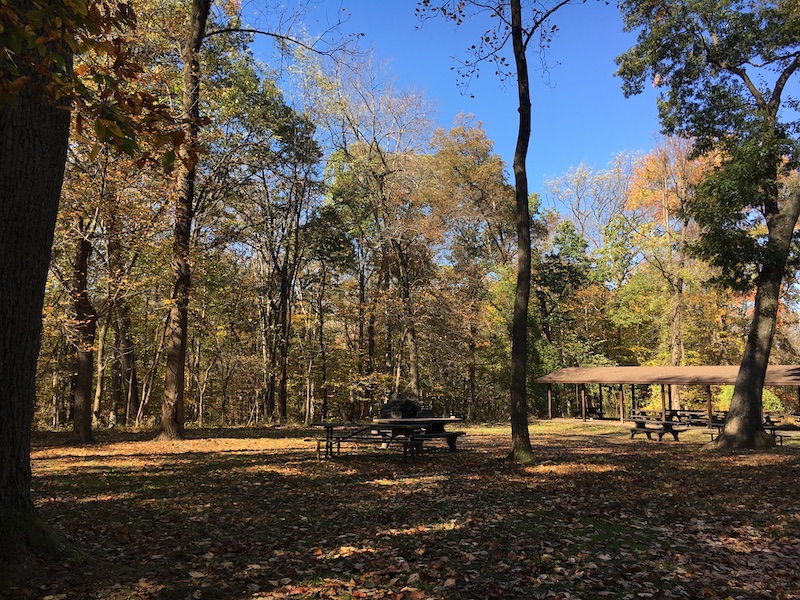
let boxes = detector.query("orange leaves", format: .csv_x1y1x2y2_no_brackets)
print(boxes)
627,136,710,216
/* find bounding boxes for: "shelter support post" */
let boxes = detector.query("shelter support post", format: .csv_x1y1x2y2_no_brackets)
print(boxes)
660,385,667,421
547,384,553,420
581,384,587,421
706,385,713,427
618,384,624,423
598,385,603,418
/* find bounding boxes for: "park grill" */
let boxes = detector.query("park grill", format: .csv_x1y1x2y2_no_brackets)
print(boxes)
378,393,433,419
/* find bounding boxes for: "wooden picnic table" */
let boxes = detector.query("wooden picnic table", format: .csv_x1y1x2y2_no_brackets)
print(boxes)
312,417,465,461
670,410,727,425
626,416,689,441
702,421,800,444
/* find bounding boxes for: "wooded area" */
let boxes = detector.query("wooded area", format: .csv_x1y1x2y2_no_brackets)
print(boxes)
27,0,800,438
2,0,800,581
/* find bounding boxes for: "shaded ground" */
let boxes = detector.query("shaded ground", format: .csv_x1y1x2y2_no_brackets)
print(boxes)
7,420,800,599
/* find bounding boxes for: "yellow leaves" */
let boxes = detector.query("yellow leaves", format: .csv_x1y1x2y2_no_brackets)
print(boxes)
523,463,620,476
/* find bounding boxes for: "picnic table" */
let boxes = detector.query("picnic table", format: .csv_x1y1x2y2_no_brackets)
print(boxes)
312,417,465,461
704,422,800,445
671,409,727,426
634,409,726,426
627,415,689,441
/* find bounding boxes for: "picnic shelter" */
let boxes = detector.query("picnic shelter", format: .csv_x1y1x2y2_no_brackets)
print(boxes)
534,365,800,421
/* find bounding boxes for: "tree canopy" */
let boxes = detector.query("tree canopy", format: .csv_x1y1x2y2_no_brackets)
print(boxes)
617,0,800,448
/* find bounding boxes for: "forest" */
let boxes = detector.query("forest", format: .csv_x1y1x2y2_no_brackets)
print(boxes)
4,0,800,593
26,0,800,438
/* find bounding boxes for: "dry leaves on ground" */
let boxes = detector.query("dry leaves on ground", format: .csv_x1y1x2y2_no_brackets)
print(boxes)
8,421,800,599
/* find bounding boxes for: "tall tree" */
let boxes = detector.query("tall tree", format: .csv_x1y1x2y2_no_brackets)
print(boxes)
0,2,74,564
0,0,166,562
159,1,348,437
70,217,98,443
159,0,211,440
419,0,585,463
617,0,800,449
545,154,635,253
626,138,711,402
428,117,516,418
323,56,435,399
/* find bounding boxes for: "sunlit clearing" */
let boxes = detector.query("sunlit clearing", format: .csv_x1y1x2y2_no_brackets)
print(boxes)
726,454,796,468
32,457,161,475
243,464,305,477
317,544,378,561
376,519,462,537
368,475,449,486
37,492,136,505
523,463,619,476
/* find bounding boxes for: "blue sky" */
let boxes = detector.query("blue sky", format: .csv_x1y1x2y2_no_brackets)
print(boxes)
279,1,665,194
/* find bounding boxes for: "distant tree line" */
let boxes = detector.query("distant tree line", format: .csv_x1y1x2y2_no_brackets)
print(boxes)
34,0,800,440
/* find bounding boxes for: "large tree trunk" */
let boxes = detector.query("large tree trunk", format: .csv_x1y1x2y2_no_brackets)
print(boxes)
277,267,291,424
713,188,800,449
160,0,211,440
258,292,274,422
71,233,96,444
0,23,72,564
508,0,535,464
358,259,367,376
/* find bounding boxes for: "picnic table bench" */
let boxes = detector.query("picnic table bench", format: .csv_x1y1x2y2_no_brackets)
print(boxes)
312,417,464,462
627,416,689,441
704,423,800,445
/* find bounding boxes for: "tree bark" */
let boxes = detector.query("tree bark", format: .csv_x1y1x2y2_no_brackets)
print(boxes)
258,291,274,422
160,0,211,439
277,266,291,424
0,18,72,563
508,0,535,464
713,190,800,449
71,233,96,444
668,276,683,408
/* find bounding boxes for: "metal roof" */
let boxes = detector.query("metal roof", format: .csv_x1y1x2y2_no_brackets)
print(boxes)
534,365,800,386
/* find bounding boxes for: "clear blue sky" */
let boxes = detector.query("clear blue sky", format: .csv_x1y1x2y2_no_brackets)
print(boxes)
275,1,665,194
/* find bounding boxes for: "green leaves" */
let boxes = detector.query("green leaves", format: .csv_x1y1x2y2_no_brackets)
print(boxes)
617,0,800,293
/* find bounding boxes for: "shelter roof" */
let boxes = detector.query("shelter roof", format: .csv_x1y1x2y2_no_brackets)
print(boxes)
534,365,800,386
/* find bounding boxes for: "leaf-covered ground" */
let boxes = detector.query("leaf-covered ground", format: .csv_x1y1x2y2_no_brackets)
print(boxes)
9,421,800,599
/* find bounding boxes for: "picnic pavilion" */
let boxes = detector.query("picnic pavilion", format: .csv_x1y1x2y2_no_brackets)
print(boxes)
534,365,800,422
